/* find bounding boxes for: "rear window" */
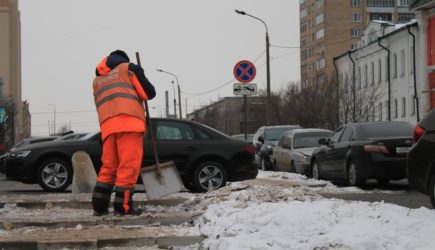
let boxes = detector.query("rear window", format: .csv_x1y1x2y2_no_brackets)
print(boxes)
359,123,413,139
293,132,332,149
265,126,299,141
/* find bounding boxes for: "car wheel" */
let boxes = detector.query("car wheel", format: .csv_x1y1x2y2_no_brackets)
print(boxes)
347,161,364,187
312,160,320,180
37,158,72,192
290,161,296,173
429,173,435,208
194,161,227,192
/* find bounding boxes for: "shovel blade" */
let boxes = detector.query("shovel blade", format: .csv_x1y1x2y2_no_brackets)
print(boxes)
140,161,185,200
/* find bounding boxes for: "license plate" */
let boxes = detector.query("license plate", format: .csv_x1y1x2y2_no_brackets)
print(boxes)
396,147,411,154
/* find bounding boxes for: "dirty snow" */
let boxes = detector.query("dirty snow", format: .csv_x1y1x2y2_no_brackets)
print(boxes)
1,171,433,249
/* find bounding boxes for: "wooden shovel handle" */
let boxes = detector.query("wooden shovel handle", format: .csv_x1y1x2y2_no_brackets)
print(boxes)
135,52,162,178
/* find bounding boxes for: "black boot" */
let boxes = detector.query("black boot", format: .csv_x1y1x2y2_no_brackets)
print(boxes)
113,187,142,216
92,182,114,216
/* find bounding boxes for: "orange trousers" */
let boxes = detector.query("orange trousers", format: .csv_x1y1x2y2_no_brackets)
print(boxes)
97,132,143,188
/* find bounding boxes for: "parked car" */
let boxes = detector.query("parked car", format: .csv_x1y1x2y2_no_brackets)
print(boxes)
272,128,332,175
310,121,413,186
407,109,435,208
231,134,254,142
5,118,257,192
253,125,302,170
0,136,60,173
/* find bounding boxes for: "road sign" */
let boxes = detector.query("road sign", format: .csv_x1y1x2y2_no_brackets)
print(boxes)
233,83,257,95
233,60,256,83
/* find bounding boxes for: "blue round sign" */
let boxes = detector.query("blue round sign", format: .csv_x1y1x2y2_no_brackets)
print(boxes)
233,60,256,83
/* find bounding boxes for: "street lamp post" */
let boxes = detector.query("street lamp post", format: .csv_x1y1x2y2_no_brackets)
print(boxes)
156,69,182,119
235,9,271,125
171,80,177,118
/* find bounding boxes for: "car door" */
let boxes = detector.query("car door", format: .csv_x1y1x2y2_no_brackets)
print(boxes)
282,135,293,171
273,136,286,170
142,120,201,178
330,126,355,179
318,126,344,178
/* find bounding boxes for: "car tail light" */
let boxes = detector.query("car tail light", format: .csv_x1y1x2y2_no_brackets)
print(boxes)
243,144,256,155
413,125,425,144
364,144,389,154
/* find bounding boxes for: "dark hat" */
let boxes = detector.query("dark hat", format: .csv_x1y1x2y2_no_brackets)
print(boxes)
109,50,130,62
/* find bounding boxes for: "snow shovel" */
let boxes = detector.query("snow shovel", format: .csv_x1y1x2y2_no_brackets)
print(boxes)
136,52,185,200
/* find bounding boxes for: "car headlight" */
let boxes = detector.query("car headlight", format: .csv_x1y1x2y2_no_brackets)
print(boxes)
266,145,273,150
302,155,311,163
10,150,31,159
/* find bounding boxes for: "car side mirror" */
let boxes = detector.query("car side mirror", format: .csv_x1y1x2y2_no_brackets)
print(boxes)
258,136,264,143
318,138,326,145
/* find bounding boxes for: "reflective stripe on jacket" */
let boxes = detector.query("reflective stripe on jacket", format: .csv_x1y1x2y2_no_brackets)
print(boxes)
93,63,145,125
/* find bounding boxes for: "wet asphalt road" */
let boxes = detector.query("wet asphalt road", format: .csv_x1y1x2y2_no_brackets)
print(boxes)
0,173,432,209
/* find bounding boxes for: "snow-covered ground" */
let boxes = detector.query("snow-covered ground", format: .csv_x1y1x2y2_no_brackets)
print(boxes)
197,171,435,250
1,171,433,249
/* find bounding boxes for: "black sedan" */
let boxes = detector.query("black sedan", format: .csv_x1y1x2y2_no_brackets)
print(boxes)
407,109,435,208
5,118,258,192
311,121,413,186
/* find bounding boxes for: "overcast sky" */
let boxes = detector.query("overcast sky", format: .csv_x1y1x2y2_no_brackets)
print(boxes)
19,0,300,136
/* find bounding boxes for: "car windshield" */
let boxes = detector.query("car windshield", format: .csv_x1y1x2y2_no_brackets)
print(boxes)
265,127,298,141
359,123,413,139
293,132,331,149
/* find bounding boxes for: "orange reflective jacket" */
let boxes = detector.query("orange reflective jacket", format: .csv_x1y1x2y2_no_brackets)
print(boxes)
93,63,145,125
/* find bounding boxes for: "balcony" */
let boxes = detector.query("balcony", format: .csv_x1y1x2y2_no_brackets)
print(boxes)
366,0,394,7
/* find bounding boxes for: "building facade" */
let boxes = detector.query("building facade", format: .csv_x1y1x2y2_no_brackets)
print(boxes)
187,97,267,135
0,0,30,145
334,21,426,125
300,0,414,89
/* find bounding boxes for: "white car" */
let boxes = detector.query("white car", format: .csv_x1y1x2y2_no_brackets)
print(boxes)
272,128,332,175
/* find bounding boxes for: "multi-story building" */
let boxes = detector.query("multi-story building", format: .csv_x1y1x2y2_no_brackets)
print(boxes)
334,20,425,125
0,0,30,145
300,0,414,89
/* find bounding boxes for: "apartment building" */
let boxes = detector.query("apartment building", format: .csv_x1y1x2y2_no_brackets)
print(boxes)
300,0,414,88
0,0,30,144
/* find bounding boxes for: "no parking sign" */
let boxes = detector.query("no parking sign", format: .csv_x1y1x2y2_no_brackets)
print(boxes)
233,60,256,83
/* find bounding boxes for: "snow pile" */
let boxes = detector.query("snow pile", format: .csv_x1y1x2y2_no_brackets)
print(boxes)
199,198,435,250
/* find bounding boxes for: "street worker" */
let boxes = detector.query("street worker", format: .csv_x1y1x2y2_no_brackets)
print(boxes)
92,50,156,216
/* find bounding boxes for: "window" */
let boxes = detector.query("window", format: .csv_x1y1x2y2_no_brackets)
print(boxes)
330,127,344,144
352,13,361,22
316,29,325,39
402,97,406,117
339,127,355,142
316,0,324,8
400,49,406,77
301,21,307,33
351,0,360,7
371,62,375,85
358,66,361,89
393,53,397,78
351,28,361,37
409,46,414,73
364,64,368,87
411,95,416,116
385,56,388,82
399,0,410,6
377,59,382,84
378,102,383,121
316,13,324,25
300,0,305,4
394,99,398,118
301,8,307,18
156,121,194,140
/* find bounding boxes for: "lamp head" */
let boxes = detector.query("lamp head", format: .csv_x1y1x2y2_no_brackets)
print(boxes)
235,9,246,15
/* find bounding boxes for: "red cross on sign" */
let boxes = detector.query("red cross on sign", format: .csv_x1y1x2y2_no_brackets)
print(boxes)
234,60,256,83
